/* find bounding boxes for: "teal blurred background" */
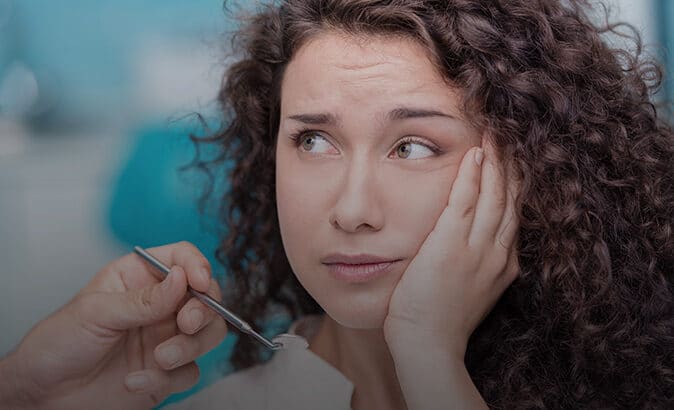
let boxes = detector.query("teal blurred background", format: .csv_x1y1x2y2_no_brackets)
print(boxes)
0,1,255,407
0,0,671,408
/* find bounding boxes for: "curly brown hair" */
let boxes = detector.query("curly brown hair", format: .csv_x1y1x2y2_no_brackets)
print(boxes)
186,0,674,407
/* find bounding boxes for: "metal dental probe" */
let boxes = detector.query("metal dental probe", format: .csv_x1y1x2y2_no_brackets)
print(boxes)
133,246,282,350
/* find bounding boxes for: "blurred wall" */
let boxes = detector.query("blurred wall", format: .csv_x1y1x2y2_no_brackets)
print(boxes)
0,0,230,356
0,0,226,130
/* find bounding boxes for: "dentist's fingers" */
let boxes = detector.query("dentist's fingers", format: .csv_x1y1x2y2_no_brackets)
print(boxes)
154,318,228,370
143,242,213,293
83,266,188,330
176,278,223,335
470,139,508,249
437,146,485,244
112,241,213,293
125,362,200,396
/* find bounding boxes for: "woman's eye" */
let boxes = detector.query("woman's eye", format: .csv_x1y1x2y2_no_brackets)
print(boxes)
295,132,335,154
292,131,438,160
392,140,436,160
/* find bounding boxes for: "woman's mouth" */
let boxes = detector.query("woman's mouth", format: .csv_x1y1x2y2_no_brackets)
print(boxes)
324,260,400,283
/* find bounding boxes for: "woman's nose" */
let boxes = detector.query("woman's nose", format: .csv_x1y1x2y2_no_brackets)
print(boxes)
328,160,384,233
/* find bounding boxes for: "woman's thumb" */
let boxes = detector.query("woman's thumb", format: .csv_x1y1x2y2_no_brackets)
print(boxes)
90,266,188,330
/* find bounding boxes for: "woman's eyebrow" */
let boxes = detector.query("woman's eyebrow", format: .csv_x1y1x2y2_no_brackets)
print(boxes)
286,106,456,125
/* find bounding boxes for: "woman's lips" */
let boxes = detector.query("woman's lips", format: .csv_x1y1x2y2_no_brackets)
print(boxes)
324,260,400,283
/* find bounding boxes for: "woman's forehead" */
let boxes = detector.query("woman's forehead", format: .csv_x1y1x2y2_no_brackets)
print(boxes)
280,32,458,118
285,32,442,85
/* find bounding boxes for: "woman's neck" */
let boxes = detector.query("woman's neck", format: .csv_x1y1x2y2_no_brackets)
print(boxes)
308,314,408,410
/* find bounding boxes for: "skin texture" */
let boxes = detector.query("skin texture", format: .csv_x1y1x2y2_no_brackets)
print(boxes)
275,32,519,409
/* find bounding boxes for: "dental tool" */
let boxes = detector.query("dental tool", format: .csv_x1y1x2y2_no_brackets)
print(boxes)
133,246,284,350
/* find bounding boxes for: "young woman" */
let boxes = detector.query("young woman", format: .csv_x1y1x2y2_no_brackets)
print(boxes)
1,1,671,409
168,0,673,408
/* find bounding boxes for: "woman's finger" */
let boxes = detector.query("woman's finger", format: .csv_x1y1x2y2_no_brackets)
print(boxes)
154,319,228,371
437,146,484,244
469,139,508,248
488,242,521,300
125,362,200,396
495,157,521,252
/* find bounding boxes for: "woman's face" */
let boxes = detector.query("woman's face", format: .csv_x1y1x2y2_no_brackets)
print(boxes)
276,32,481,329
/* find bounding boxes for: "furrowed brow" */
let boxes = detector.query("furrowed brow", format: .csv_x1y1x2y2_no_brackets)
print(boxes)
286,106,455,126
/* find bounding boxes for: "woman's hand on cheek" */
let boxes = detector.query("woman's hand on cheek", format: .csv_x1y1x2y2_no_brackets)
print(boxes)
383,139,521,359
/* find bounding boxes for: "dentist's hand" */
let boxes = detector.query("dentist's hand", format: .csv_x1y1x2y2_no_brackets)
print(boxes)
384,139,521,357
0,241,227,410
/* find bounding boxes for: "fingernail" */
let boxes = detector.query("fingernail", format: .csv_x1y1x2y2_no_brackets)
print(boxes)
474,148,484,166
157,344,182,367
125,373,149,392
189,309,204,332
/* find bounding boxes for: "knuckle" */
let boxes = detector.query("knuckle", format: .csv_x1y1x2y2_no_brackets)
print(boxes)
180,241,203,259
178,240,194,250
496,194,508,209
178,241,210,269
197,260,212,277
495,233,509,250
461,205,475,219
196,253,210,267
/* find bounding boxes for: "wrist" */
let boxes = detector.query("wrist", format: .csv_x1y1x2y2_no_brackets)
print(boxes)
384,334,487,410
0,350,42,409
383,318,468,361
383,327,488,410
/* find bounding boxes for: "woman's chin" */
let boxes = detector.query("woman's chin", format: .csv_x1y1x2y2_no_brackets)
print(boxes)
294,263,400,329
320,294,390,329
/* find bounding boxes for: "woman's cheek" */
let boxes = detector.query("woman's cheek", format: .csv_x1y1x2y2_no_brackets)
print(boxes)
276,166,327,270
